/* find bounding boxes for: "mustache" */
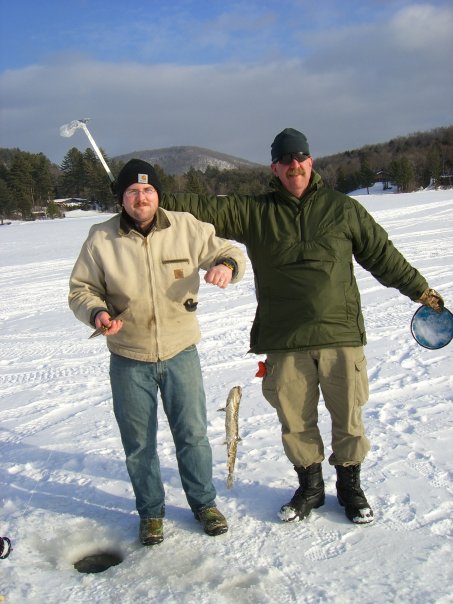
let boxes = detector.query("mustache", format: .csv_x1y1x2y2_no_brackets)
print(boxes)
286,168,306,176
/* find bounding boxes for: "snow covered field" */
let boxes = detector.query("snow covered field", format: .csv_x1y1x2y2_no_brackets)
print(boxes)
0,189,452,603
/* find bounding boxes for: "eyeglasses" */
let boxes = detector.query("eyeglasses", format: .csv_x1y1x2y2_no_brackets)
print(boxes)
124,187,156,198
274,152,310,165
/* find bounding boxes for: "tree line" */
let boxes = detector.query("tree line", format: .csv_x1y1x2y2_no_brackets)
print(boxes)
315,126,453,194
1,126,452,222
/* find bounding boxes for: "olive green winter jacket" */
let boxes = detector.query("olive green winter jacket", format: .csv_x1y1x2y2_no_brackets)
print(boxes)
161,171,428,353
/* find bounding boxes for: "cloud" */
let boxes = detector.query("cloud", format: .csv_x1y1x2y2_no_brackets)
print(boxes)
0,3,451,166
389,3,453,50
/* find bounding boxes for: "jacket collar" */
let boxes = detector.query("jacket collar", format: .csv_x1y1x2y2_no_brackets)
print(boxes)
119,207,171,236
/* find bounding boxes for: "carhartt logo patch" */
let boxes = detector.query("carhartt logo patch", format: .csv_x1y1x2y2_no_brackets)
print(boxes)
174,269,184,279
138,173,148,184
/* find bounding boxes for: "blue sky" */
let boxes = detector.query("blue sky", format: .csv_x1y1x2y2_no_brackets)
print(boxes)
1,0,452,165
1,1,411,70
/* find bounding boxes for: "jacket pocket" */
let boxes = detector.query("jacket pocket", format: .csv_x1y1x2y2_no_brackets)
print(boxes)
162,257,191,281
162,258,190,264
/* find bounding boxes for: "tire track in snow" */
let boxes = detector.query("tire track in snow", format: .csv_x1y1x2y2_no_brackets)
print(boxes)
0,363,108,388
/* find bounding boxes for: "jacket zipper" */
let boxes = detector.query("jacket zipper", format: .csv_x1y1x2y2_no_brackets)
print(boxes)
143,235,161,361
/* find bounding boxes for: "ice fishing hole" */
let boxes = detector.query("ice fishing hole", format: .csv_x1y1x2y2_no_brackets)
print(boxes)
74,550,123,574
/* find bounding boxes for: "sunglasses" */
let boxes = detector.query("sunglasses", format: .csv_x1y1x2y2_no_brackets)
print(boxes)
275,152,310,165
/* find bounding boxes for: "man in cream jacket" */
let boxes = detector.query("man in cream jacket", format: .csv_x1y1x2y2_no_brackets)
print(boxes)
69,159,245,546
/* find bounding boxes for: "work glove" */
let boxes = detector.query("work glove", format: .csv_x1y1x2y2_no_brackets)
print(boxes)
417,288,444,313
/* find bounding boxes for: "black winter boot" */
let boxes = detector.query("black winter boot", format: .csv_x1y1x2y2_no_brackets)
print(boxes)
335,464,374,524
279,463,325,522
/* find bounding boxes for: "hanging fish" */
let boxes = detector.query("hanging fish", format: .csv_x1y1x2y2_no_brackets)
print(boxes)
219,386,242,489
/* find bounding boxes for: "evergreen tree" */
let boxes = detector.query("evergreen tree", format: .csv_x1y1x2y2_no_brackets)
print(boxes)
46,199,62,219
185,167,207,194
0,178,12,223
59,148,85,197
359,153,375,194
336,167,360,193
390,158,415,192
82,148,103,198
7,153,35,219
84,147,117,208
153,163,177,193
31,153,55,204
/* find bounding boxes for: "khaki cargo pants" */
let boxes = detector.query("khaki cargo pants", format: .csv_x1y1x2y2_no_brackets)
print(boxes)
262,347,370,468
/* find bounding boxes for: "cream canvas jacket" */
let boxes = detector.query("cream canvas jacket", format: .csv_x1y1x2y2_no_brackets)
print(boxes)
69,208,245,361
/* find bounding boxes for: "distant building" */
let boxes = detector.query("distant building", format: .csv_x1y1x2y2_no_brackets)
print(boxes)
53,198,102,210
53,198,89,207
428,175,453,189
375,170,393,190
31,208,47,219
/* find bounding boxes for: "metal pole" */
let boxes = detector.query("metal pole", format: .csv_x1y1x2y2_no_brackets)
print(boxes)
79,123,115,183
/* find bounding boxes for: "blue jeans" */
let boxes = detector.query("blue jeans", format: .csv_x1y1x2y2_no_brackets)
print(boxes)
109,346,216,519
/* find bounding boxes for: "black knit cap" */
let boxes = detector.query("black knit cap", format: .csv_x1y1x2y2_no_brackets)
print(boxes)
112,159,162,202
271,128,310,163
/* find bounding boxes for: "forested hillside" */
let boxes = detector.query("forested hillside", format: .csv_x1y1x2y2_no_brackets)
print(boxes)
1,126,452,221
314,126,453,193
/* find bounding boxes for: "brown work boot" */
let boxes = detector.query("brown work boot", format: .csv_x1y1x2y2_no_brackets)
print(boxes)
139,517,164,545
195,506,228,536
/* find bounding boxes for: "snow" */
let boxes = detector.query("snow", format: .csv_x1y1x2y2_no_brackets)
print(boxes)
1,189,452,603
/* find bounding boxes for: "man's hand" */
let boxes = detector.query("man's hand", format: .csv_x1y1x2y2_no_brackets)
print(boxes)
417,288,444,313
204,264,233,289
95,311,124,336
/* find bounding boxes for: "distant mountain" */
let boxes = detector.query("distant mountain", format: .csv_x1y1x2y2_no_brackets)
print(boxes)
113,146,264,175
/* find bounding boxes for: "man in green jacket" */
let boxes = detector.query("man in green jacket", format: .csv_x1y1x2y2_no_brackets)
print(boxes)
69,159,245,545
159,128,444,525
